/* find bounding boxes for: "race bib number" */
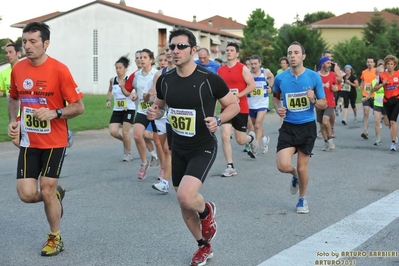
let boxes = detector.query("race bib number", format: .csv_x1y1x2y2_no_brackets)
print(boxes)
23,107,51,133
251,87,264,97
115,98,127,109
285,92,310,112
230,88,238,95
168,108,196,137
139,100,151,112
375,95,383,105
365,84,372,92
342,84,351,91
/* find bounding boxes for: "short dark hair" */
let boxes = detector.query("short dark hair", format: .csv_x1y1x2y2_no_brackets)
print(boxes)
367,57,375,63
214,58,223,64
169,28,197,47
227,42,240,53
290,41,305,54
23,22,50,42
135,50,142,54
116,55,130,68
6,43,20,53
279,56,289,64
249,54,261,63
322,50,331,57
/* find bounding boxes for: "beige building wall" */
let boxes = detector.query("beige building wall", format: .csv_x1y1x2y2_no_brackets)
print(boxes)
319,28,363,48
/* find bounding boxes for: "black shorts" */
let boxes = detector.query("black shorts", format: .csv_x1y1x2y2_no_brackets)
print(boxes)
277,121,316,155
373,105,386,115
166,122,173,150
17,147,66,179
362,97,374,108
221,111,248,132
109,110,135,124
171,143,217,187
384,101,399,122
134,113,157,133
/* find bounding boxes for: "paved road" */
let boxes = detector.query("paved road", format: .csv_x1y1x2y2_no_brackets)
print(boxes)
1,104,398,266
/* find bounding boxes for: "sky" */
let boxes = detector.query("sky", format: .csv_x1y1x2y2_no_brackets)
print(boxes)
0,0,394,40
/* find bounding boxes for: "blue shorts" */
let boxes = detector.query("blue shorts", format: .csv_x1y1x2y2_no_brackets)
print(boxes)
249,108,268,119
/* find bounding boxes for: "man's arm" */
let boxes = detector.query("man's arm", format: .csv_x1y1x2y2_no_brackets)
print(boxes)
236,66,256,99
334,64,342,84
265,68,275,93
34,99,84,122
8,97,20,122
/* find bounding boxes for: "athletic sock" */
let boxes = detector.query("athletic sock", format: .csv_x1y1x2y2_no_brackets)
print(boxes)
198,205,209,220
227,163,234,169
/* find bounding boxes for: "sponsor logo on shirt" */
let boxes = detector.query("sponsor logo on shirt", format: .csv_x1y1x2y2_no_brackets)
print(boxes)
23,78,34,90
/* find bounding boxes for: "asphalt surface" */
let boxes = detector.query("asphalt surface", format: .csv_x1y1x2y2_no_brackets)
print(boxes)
1,103,398,266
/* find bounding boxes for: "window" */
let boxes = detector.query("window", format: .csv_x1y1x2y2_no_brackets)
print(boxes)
93,29,98,82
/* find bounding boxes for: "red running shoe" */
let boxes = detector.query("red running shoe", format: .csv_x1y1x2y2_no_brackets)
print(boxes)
190,244,213,266
201,202,217,242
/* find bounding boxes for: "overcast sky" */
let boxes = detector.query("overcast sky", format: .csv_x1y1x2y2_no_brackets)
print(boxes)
0,0,394,40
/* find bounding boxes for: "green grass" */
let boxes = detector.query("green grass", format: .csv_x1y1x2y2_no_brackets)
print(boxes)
0,95,112,142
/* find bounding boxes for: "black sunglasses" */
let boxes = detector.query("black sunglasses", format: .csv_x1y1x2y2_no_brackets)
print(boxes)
169,43,192,51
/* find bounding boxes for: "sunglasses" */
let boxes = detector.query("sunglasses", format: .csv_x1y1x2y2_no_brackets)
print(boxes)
169,43,192,51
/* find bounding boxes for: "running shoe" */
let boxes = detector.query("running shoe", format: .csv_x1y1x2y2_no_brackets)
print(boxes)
341,120,347,125
317,130,322,138
201,202,217,242
374,139,382,146
361,132,368,139
354,118,358,123
248,131,258,155
296,198,309,214
41,234,64,256
152,180,169,194
243,143,250,152
391,142,397,151
123,153,133,162
190,244,213,266
262,136,270,154
221,165,237,177
138,162,149,180
290,176,299,195
331,129,335,138
56,185,65,218
322,141,329,151
67,130,73,148
328,139,335,150
150,155,159,167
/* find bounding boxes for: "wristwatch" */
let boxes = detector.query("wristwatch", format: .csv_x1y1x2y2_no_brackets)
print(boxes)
214,116,222,126
55,108,63,119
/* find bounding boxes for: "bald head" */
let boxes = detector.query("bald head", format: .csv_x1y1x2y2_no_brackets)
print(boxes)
198,48,210,65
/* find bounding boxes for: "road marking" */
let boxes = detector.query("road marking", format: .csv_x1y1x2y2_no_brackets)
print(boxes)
258,190,399,266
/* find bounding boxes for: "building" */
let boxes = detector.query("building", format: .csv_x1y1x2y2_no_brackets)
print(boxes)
198,15,245,38
10,0,241,94
310,11,399,48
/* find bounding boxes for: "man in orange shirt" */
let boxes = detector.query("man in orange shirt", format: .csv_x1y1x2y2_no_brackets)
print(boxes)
7,22,84,256
359,57,376,139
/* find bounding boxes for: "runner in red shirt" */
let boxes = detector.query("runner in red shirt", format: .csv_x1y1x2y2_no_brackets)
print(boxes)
7,22,84,257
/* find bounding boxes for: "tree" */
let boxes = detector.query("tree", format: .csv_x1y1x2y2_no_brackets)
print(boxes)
332,37,370,76
362,11,387,46
302,11,335,25
271,25,327,72
386,21,399,56
240,9,278,68
384,7,399,16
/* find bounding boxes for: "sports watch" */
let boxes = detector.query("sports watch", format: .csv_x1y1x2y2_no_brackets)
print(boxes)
214,116,222,126
55,108,63,119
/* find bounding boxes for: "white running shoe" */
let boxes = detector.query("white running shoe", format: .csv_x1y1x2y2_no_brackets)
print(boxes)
262,136,270,154
248,131,258,155
123,153,133,162
150,155,159,167
221,165,237,177
152,180,169,194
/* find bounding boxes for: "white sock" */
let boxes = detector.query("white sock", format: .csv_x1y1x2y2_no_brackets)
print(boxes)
262,136,267,143
150,150,158,158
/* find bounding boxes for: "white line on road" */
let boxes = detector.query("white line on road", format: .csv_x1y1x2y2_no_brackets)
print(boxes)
258,190,399,266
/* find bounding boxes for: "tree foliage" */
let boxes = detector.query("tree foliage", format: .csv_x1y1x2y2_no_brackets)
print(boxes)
240,9,278,69
270,25,327,72
303,11,335,25
384,7,399,16
332,37,369,76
